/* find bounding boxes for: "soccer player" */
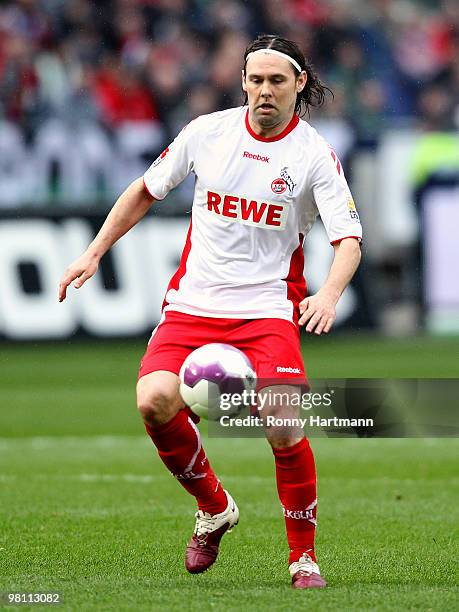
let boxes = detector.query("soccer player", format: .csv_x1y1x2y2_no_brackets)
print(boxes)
58,34,362,589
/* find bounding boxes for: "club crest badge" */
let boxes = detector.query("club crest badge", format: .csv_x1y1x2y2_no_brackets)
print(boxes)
271,178,287,194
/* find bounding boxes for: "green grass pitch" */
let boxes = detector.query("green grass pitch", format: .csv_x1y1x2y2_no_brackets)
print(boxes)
1,335,458,611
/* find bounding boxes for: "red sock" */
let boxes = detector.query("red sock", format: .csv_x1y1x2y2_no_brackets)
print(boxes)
145,409,227,515
272,437,317,565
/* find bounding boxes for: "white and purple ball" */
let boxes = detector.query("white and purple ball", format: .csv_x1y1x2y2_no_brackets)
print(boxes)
179,343,257,420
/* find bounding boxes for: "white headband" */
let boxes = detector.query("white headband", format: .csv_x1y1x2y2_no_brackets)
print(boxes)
246,48,302,73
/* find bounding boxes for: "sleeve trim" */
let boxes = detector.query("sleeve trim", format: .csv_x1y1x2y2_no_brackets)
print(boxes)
330,235,362,246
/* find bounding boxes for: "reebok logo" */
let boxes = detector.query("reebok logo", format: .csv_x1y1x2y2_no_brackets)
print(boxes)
243,151,270,163
276,366,301,374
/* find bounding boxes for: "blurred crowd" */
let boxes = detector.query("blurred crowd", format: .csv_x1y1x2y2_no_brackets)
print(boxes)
1,0,458,139
0,0,457,331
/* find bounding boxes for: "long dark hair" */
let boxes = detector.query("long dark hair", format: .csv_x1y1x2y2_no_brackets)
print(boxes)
243,34,332,117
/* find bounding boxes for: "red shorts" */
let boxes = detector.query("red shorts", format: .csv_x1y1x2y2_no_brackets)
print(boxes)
138,310,308,388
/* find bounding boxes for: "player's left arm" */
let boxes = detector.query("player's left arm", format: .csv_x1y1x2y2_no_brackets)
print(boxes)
298,237,361,334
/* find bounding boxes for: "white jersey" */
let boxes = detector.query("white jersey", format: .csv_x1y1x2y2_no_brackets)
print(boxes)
143,106,362,322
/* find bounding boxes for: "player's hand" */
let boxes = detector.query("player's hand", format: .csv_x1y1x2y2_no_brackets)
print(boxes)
298,288,338,334
58,251,100,302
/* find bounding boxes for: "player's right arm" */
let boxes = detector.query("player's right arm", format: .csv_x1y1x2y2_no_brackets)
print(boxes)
59,116,203,302
58,177,153,302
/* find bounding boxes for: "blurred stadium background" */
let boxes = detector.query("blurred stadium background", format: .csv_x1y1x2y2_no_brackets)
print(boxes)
1,0,458,609
0,0,459,338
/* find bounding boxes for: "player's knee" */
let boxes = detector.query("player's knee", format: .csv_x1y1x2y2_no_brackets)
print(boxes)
136,382,179,426
265,426,303,449
266,434,300,449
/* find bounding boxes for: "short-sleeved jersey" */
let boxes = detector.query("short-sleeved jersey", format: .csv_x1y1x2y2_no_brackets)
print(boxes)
143,106,362,322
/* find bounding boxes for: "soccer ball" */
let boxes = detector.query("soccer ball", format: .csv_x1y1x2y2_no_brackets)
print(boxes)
179,343,257,420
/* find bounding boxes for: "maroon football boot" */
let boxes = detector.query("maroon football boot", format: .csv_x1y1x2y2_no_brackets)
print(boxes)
185,490,239,574
289,552,327,589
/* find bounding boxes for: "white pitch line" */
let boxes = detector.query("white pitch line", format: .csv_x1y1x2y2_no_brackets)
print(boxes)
77,473,156,483
0,472,273,484
0,436,148,450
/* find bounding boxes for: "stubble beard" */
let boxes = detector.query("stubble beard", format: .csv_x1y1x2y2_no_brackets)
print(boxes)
254,109,281,129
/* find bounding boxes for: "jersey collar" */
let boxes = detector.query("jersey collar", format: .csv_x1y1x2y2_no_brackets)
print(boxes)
245,109,299,142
